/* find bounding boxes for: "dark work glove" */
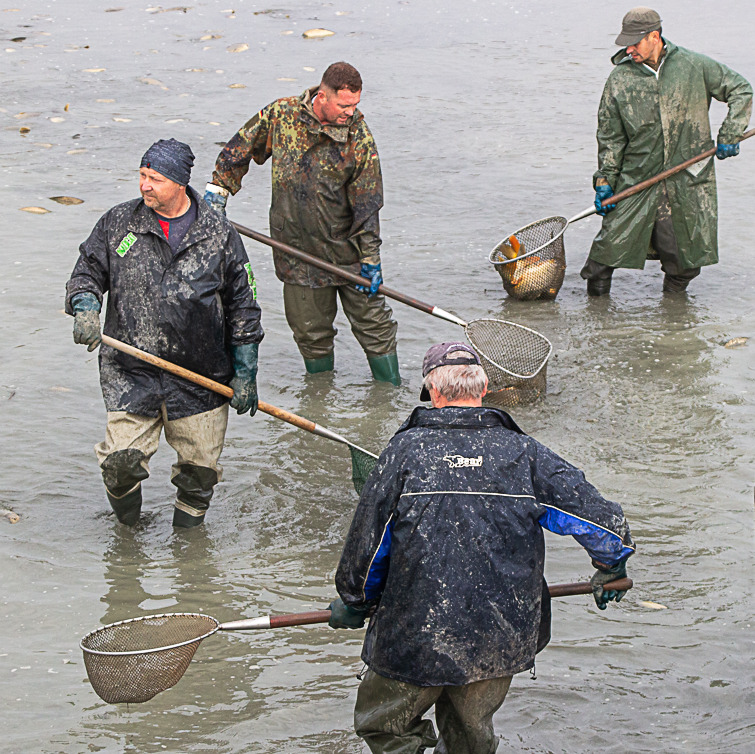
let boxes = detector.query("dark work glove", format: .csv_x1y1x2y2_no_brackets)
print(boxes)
229,343,259,416
590,559,628,610
594,183,616,216
204,183,228,215
715,143,740,160
356,263,383,297
71,292,102,352
328,597,370,629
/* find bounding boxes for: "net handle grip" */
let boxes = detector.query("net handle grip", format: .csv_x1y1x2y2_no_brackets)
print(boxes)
569,127,755,224
231,222,466,327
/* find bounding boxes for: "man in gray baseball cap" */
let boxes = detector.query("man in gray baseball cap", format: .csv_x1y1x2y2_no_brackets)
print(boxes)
580,7,752,297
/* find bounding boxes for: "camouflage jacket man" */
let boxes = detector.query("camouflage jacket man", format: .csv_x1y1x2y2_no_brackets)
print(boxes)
336,406,635,687
212,86,384,287
65,186,263,419
589,41,752,270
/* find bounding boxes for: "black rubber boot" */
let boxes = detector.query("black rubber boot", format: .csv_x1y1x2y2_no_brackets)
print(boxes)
171,464,218,528
106,485,142,526
662,274,693,293
586,278,612,297
367,352,401,386
304,354,335,374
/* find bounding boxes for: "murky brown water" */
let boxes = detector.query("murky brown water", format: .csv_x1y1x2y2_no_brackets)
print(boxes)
2,1,754,752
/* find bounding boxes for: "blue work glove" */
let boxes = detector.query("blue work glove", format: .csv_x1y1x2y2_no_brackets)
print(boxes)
590,559,628,610
594,183,616,216
229,343,259,416
203,183,228,215
356,263,383,297
715,143,740,160
71,292,102,352
328,597,370,629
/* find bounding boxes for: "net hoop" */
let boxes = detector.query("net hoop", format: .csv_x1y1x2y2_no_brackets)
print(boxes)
465,318,552,380
80,612,220,657
489,216,568,267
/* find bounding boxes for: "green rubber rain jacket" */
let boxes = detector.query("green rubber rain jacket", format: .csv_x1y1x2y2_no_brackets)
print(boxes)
589,41,752,270
212,87,384,288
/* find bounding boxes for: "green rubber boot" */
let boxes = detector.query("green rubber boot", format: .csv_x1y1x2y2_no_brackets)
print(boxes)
304,354,335,374
368,352,401,386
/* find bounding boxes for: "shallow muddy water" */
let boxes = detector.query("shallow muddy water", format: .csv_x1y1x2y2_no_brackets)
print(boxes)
1,1,754,752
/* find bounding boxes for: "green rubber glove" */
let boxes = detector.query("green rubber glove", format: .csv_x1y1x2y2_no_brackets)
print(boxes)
328,597,370,629
229,343,259,416
71,292,102,352
590,559,628,610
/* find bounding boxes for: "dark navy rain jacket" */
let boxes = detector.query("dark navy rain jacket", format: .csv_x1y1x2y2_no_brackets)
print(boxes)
335,406,635,687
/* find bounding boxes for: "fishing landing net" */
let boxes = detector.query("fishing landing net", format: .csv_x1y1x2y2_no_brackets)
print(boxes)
80,613,219,704
465,319,552,408
350,448,378,495
489,216,567,301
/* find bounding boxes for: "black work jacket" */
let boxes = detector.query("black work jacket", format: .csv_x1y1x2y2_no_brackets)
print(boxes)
65,186,263,419
336,407,635,687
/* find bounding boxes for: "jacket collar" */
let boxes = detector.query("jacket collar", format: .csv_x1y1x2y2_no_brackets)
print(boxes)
299,86,363,144
612,38,677,69
396,405,526,436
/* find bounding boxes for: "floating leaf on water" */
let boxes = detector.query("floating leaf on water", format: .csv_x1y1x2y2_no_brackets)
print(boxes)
639,601,668,610
228,83,246,89
11,36,25,42
302,28,335,39
113,117,132,122
82,67,106,72
723,337,749,349
19,126,30,134
139,76,168,89
49,116,65,123
165,118,184,123
50,196,84,205
199,34,221,41
105,7,124,12
208,121,220,125
20,206,51,214
66,149,87,155
64,103,69,111
227,42,248,52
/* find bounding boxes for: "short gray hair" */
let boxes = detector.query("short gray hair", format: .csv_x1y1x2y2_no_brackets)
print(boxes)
423,351,487,401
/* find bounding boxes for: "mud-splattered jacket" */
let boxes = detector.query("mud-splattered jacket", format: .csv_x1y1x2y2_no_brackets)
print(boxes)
212,87,383,287
589,40,752,270
65,186,263,420
336,406,635,687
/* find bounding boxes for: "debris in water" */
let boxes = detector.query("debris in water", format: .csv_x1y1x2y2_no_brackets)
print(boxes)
50,386,72,392
49,116,65,123
227,42,249,52
34,142,53,148
303,28,335,39
113,117,132,122
281,30,293,35
20,206,50,214
208,121,220,125
105,8,125,12
723,337,749,348
82,67,106,73
277,77,296,82
139,76,168,89
303,66,315,72
165,118,184,123
67,148,87,155
19,126,30,134
11,36,25,42
64,103,70,111
186,67,205,72
50,196,84,205
639,601,668,610
0,509,20,524
199,34,221,41
97,98,115,103
229,83,246,88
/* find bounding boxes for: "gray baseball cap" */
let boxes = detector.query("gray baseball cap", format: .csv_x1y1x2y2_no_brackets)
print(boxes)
615,7,662,46
419,341,480,401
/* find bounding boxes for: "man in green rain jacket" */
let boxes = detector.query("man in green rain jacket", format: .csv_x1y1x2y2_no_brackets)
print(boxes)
582,7,752,296
205,62,400,384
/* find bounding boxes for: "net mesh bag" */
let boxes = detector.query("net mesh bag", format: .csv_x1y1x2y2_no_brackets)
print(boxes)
465,319,552,407
81,613,219,704
350,448,378,495
489,216,567,301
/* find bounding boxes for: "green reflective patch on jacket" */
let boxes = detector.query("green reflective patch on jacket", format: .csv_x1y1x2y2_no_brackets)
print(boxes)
115,232,137,257
244,262,257,298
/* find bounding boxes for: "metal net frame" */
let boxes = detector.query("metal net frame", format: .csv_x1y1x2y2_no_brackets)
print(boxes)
489,216,568,301
465,319,552,407
80,612,219,704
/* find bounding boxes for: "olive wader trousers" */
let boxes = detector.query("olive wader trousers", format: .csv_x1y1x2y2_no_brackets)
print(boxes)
581,182,701,295
94,403,228,527
354,668,512,754
283,282,398,361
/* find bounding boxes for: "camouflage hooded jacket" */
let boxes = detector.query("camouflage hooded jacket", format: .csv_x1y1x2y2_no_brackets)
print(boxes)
335,406,635,686
212,87,384,287
65,186,263,420
589,41,752,270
